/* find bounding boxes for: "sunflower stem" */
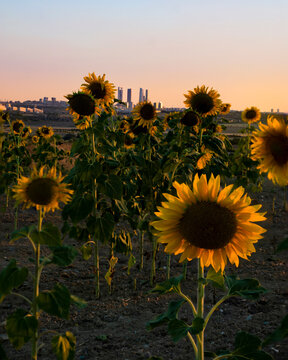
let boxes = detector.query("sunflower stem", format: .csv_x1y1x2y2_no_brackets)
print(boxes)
203,295,231,331
196,260,205,360
150,233,157,286
166,254,171,279
187,332,198,359
139,230,144,271
31,208,43,360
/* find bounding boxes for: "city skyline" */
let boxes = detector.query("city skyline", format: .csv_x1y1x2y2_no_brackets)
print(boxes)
1,1,288,112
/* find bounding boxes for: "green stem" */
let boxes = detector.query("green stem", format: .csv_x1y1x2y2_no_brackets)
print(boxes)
150,233,157,286
197,260,205,360
10,292,32,305
139,230,144,271
166,254,171,279
178,291,197,318
203,295,231,330
31,208,43,360
187,332,198,359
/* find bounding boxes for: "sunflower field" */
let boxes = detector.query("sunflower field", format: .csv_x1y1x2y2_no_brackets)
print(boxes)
0,73,287,360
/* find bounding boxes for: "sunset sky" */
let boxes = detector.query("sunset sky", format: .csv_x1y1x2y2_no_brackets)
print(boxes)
1,0,288,111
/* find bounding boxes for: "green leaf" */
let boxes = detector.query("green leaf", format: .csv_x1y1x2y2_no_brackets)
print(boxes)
0,343,8,360
50,246,78,266
226,276,267,299
80,243,93,260
0,260,28,303
100,174,123,200
95,213,115,242
127,253,136,275
276,237,288,252
150,275,183,295
36,223,62,246
104,256,118,287
37,283,71,319
147,300,185,331
6,309,38,349
63,195,94,223
263,313,288,346
70,295,87,309
10,225,35,243
231,332,273,360
51,331,76,360
206,267,225,289
168,319,190,342
189,317,204,335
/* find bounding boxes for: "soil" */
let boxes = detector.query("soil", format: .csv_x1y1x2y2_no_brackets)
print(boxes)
0,123,288,360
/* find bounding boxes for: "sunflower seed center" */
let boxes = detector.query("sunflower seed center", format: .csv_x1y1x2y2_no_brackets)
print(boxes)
90,82,106,99
181,111,200,126
13,122,24,133
179,202,237,249
245,110,257,120
26,178,58,205
191,94,214,114
268,136,288,165
69,93,95,116
140,104,155,120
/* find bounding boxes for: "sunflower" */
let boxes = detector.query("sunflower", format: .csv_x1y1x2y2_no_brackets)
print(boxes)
251,115,288,186
66,91,96,118
197,146,213,170
220,103,231,115
11,120,25,135
38,126,54,139
81,73,115,110
124,132,135,149
32,135,39,144
21,126,32,139
73,116,91,130
151,174,266,272
13,166,73,213
180,111,200,127
184,85,221,117
131,123,157,136
241,106,261,124
119,119,130,134
132,101,157,128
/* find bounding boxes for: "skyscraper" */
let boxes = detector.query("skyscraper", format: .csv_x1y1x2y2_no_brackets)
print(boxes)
127,88,132,103
118,87,123,101
145,89,149,101
139,88,144,103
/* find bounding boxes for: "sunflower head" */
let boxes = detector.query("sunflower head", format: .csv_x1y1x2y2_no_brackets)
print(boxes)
124,132,135,149
130,122,157,136
184,85,221,117
151,173,266,272
38,126,54,139
251,115,288,186
73,116,91,130
241,106,261,124
119,119,131,134
220,103,231,115
11,120,25,135
132,101,157,128
32,135,39,144
197,146,213,170
81,73,115,109
180,111,200,127
13,166,73,213
21,126,32,139
66,91,96,118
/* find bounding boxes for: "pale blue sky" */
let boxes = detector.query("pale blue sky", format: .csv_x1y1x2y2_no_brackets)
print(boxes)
1,0,288,111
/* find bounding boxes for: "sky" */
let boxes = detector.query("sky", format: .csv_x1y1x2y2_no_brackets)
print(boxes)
1,0,288,111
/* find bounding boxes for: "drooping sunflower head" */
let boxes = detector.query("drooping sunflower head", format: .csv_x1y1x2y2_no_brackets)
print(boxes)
151,173,266,272
251,115,288,186
180,111,200,127
241,106,261,124
132,101,157,128
21,126,32,139
32,135,39,144
130,122,157,136
66,91,96,119
13,166,73,213
197,146,213,170
11,120,25,135
38,125,54,139
184,85,221,117
220,103,231,115
81,73,115,109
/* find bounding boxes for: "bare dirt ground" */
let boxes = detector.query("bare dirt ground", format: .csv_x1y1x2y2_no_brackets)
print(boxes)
0,177,288,360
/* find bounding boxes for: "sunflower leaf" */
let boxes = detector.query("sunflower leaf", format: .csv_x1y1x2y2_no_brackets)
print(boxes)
49,246,78,266
37,283,71,319
276,237,288,252
262,313,288,346
0,260,28,303
35,223,62,246
231,332,273,360
146,300,185,331
168,319,190,342
150,275,183,294
206,268,225,289
10,225,35,243
51,331,76,360
80,243,93,261
6,309,38,349
225,276,267,299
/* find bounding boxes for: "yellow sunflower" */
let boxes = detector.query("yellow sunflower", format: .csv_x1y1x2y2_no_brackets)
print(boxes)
119,119,131,134
66,91,96,118
151,174,266,272
251,115,288,186
21,126,32,139
131,123,157,136
184,85,221,117
11,120,25,135
197,146,213,170
73,116,91,130
13,166,73,213
180,111,200,127
241,106,261,124
220,103,231,115
132,101,157,128
38,125,54,139
124,132,135,149
32,135,39,144
81,73,115,110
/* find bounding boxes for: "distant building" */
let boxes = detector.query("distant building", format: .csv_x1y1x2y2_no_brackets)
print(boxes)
127,88,132,103
43,97,48,103
153,102,157,108
51,97,56,103
139,88,144,103
118,87,123,102
145,89,149,101
158,102,163,110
